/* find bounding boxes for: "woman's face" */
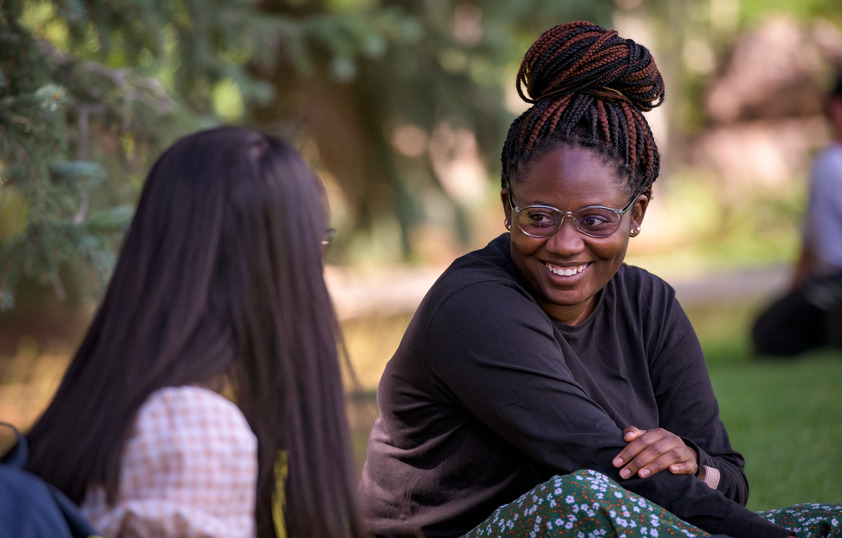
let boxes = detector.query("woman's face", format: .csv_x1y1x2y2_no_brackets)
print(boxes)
503,144,648,325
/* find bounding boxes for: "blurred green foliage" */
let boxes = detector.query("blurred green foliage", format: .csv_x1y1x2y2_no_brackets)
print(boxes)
740,0,842,27
0,0,617,309
2,0,841,311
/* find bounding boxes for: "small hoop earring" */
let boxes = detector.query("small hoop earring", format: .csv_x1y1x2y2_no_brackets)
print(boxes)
504,219,511,231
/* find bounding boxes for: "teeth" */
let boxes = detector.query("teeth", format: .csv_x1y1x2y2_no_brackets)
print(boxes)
546,263,586,277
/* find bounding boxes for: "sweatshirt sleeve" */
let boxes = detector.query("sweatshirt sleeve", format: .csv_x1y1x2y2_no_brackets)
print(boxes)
426,281,790,538
647,294,750,504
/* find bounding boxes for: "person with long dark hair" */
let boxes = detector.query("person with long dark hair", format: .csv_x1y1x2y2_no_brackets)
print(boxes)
22,126,367,538
359,22,840,538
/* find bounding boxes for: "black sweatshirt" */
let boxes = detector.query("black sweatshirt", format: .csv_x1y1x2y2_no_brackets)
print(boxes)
360,234,791,538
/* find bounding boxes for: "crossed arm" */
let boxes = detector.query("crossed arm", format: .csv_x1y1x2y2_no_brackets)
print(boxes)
426,282,786,537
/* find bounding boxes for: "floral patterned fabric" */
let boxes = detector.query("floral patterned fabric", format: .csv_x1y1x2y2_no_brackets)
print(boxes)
463,469,842,538
759,504,842,538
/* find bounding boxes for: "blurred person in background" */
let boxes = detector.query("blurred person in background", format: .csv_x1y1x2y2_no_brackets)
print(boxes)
17,126,367,538
359,21,840,538
752,74,842,357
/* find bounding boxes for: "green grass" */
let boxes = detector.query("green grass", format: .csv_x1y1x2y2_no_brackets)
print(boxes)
709,352,842,509
692,300,842,509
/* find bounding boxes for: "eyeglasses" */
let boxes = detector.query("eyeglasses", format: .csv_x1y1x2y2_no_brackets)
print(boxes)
508,188,638,238
322,228,336,249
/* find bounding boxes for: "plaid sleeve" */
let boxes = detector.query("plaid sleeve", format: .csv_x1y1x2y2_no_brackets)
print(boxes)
82,386,258,538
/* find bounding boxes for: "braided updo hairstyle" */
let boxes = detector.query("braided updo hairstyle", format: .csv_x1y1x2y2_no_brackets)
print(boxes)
501,21,665,199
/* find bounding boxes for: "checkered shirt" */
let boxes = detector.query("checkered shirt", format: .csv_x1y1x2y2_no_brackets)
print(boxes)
81,386,258,537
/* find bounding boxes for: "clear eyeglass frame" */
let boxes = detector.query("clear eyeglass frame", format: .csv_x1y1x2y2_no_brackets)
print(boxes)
507,188,639,239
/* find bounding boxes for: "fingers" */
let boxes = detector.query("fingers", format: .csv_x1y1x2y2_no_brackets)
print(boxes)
622,425,645,442
669,461,699,475
612,427,698,480
619,449,693,479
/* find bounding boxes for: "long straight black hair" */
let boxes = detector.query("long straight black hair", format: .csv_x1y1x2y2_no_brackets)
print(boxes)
24,126,366,537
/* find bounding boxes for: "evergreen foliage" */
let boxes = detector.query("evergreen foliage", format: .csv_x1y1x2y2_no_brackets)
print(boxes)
1,0,198,309
0,0,616,310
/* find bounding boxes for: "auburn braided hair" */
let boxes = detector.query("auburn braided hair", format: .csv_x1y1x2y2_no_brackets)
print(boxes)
501,21,665,198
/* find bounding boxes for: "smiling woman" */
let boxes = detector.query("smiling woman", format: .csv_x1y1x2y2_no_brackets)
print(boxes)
358,20,841,538
503,145,646,325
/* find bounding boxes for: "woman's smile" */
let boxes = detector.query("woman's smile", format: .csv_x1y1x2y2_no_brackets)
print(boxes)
545,262,589,278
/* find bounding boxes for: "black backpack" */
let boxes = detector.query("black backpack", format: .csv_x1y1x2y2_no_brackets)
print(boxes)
0,422,101,537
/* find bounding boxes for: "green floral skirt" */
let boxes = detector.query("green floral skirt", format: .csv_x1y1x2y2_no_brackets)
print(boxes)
463,469,841,537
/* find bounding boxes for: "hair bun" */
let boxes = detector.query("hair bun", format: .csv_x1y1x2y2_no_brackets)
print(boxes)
517,21,665,111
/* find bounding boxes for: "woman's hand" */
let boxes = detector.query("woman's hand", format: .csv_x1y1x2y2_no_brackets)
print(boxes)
612,426,699,479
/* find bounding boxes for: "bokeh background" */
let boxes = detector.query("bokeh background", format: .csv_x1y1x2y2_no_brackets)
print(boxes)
2,0,841,511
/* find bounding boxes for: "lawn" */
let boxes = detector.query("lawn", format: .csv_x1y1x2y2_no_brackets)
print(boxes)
692,299,842,510
710,350,842,510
